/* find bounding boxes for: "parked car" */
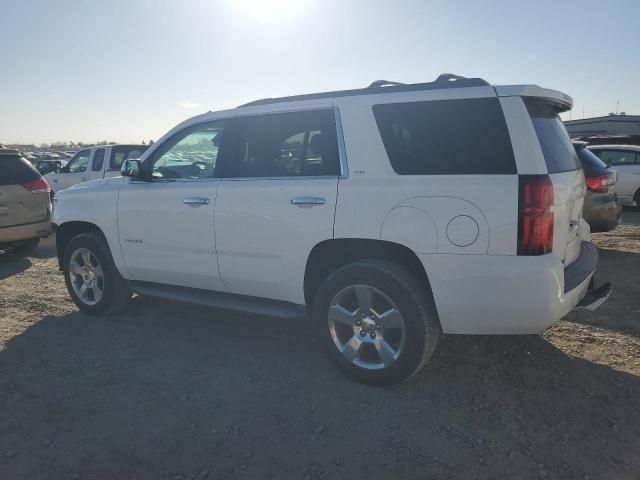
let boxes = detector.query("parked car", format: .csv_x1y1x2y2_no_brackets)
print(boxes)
587,145,640,206
0,149,52,251
44,144,148,196
34,158,68,175
574,142,620,232
52,74,609,385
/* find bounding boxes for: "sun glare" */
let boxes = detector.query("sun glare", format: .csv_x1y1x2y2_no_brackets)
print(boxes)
230,0,310,24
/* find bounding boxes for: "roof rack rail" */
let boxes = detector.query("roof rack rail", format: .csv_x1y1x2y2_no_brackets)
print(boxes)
368,80,405,88
238,73,489,108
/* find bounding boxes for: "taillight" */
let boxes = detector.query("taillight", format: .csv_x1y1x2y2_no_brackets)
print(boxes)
585,174,615,193
22,177,51,193
518,175,554,256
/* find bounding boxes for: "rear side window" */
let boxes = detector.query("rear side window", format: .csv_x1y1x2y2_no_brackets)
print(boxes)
109,146,149,170
373,98,516,175
592,149,637,166
0,155,41,185
222,109,340,178
92,148,105,171
526,100,580,173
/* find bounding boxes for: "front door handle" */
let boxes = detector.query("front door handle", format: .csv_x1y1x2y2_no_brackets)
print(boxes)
291,196,325,206
184,197,210,206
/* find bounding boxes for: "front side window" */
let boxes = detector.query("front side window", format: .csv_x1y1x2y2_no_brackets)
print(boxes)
109,146,149,170
373,98,516,175
149,122,224,179
593,149,637,166
65,150,91,173
222,109,340,178
92,148,105,171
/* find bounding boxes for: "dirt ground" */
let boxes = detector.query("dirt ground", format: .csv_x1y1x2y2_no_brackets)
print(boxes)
1,212,639,480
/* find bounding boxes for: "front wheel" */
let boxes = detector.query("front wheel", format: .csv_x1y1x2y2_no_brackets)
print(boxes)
63,232,131,315
312,260,441,386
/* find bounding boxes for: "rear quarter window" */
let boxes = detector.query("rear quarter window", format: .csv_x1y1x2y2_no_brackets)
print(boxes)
526,100,580,174
373,98,516,175
0,155,41,185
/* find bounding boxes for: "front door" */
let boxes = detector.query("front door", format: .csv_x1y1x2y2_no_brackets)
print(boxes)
117,120,227,291
214,107,341,304
51,149,92,191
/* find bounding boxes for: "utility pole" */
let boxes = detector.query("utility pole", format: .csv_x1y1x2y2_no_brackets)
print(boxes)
616,100,620,115
582,106,585,118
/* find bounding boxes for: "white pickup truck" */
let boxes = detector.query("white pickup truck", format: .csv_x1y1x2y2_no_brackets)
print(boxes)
45,144,147,196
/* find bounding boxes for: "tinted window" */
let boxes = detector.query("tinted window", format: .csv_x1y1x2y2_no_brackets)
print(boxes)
373,98,516,175
150,121,224,179
92,148,105,171
65,150,91,173
223,109,340,178
0,155,41,185
592,149,637,166
109,146,148,170
576,147,608,170
526,100,580,173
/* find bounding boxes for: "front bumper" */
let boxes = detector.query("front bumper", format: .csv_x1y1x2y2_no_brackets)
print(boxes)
0,219,52,245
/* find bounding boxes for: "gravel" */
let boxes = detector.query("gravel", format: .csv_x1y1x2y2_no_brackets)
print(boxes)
1,210,639,479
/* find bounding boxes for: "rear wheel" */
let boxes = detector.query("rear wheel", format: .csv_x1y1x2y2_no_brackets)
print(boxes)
63,232,131,315
313,260,440,386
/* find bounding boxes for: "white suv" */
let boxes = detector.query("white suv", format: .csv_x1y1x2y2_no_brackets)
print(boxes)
52,75,609,385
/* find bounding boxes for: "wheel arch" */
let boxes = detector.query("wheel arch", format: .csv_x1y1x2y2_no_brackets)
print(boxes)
55,221,106,270
304,238,436,310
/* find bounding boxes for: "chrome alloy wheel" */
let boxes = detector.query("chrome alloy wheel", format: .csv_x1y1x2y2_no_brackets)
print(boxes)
328,285,406,370
69,248,104,306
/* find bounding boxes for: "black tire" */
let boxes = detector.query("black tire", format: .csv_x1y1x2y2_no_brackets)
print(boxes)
63,232,131,315
312,260,441,386
11,237,40,253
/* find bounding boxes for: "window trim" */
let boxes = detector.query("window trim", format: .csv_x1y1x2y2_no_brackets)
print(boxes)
140,106,348,183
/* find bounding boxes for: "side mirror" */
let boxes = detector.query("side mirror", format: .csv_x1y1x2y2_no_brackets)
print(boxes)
121,159,143,178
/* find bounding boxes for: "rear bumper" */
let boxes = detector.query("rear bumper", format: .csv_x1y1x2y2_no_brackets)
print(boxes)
419,242,601,335
583,192,620,232
0,219,52,245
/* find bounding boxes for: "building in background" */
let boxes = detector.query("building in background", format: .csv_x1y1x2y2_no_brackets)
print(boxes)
565,113,640,138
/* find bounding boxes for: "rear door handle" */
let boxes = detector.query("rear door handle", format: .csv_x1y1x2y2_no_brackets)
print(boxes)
183,197,210,206
291,196,325,206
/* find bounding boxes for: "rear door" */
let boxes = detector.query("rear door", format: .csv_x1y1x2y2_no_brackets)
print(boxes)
214,107,340,304
525,100,585,265
0,154,48,228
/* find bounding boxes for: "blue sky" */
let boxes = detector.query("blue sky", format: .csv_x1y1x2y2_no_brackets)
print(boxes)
1,0,638,144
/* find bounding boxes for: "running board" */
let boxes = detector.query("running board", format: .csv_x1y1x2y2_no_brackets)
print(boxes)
574,282,612,312
129,281,306,319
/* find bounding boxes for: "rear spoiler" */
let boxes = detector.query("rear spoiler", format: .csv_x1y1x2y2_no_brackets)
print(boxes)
495,85,573,113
